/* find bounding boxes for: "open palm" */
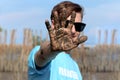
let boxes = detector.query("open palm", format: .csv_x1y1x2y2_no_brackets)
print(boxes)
45,9,87,51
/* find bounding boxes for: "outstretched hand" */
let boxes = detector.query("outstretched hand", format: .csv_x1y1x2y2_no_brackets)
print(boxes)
45,9,87,51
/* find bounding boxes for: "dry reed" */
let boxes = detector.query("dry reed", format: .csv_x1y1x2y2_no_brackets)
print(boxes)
0,28,120,80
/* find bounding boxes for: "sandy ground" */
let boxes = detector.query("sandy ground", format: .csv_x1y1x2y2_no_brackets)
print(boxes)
0,72,27,80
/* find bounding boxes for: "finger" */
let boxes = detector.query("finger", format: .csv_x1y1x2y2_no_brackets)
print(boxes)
60,8,67,28
78,36,88,44
45,20,51,31
53,11,60,30
70,11,76,23
67,11,76,29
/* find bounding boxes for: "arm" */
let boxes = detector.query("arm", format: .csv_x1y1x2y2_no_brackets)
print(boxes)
35,41,61,67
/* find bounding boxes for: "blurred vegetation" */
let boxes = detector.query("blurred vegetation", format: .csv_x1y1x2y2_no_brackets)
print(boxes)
0,26,2,32
0,28,120,80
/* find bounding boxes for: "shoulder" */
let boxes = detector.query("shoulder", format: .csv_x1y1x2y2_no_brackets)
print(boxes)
29,46,40,57
28,45,40,68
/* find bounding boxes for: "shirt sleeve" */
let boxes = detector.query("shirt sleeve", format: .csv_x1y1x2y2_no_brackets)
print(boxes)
28,45,51,75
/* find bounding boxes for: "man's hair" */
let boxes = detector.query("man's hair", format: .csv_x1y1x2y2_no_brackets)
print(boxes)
50,1,84,21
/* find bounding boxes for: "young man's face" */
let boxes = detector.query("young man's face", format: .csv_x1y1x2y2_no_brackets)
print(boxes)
67,12,82,41
51,12,83,42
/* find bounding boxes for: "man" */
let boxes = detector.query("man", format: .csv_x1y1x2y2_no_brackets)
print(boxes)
28,1,87,80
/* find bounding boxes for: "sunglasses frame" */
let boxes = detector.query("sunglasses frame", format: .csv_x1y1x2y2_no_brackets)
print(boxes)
65,20,86,32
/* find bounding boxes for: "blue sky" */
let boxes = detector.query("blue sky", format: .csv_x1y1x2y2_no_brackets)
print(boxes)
0,0,120,45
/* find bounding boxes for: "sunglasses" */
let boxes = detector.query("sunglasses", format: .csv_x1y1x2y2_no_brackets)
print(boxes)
65,20,86,32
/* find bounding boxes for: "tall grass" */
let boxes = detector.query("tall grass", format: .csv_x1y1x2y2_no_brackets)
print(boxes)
0,28,120,80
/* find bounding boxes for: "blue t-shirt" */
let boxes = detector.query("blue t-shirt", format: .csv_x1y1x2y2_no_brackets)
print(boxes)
28,46,82,80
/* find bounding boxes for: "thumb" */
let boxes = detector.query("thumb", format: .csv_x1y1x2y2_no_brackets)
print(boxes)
78,36,88,44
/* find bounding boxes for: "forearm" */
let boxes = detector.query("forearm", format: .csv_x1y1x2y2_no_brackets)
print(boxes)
35,41,60,67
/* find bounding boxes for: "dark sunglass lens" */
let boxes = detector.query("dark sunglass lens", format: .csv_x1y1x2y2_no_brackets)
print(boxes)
74,23,86,32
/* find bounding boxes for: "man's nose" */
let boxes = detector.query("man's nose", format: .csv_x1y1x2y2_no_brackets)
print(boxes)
71,26,76,33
